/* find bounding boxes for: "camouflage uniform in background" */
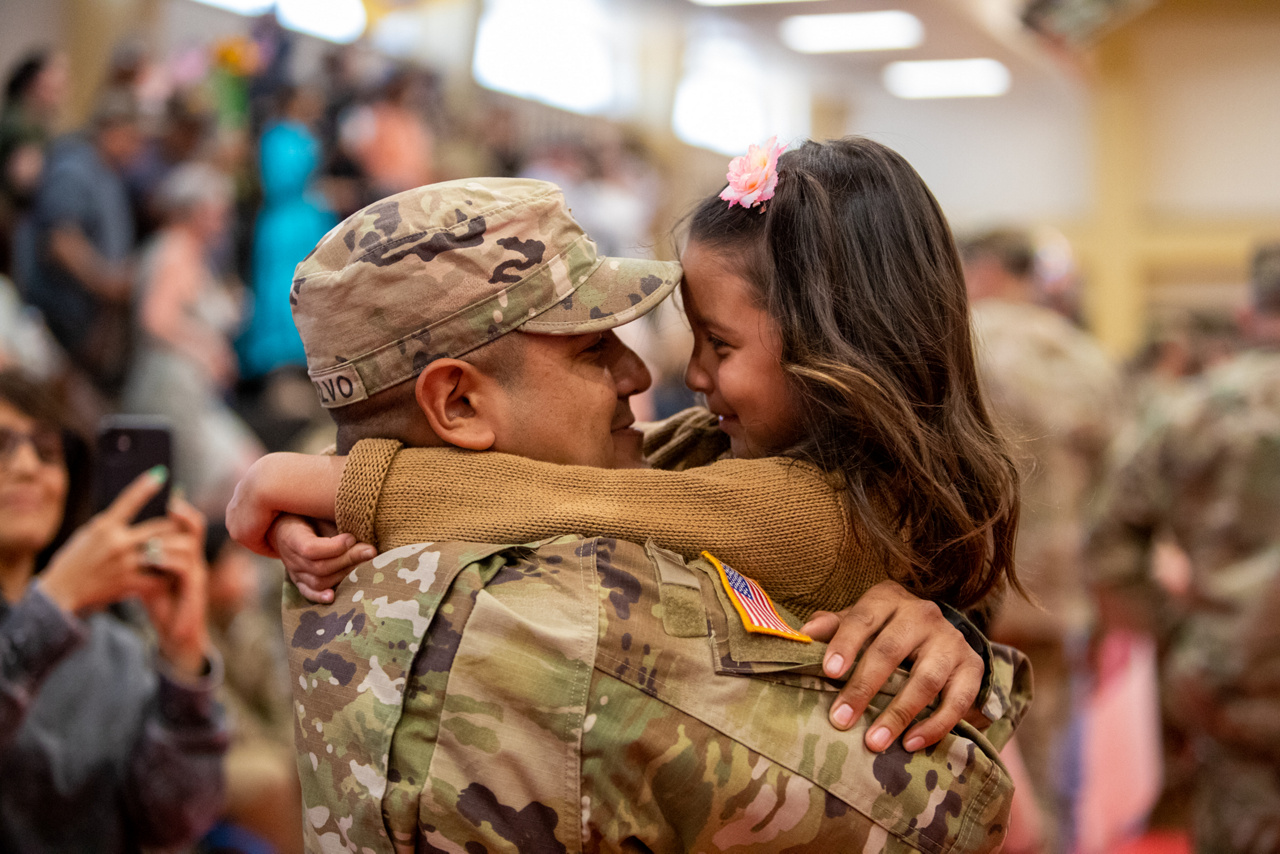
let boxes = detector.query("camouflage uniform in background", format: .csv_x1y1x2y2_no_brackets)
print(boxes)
971,300,1121,852
286,536,1031,854
1086,350,1280,854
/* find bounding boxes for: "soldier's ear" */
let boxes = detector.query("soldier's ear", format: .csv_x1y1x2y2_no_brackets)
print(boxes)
414,360,498,451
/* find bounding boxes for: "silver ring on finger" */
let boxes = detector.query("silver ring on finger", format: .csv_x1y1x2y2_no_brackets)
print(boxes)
140,537,165,569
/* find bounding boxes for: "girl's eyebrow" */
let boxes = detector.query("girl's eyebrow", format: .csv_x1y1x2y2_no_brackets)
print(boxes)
697,312,737,341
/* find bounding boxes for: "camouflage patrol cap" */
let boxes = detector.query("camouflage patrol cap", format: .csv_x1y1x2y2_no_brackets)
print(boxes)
291,178,681,408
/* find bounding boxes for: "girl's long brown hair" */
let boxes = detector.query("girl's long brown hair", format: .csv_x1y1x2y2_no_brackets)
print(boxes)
688,136,1021,610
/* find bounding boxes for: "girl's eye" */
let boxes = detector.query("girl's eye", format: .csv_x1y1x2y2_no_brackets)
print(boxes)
706,334,729,352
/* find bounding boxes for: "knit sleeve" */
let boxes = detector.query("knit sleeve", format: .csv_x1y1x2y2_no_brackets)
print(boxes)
335,438,403,548
337,442,891,618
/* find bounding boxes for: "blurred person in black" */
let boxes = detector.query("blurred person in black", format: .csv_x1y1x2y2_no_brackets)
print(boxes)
19,91,144,398
0,50,68,280
0,369,226,852
199,521,301,854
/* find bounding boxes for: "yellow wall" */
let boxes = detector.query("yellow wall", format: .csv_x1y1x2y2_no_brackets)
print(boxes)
62,0,165,126
1069,0,1280,357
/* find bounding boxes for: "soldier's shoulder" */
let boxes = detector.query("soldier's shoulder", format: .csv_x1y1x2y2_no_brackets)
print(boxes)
1156,351,1280,432
973,300,1119,434
1200,350,1280,397
975,300,1113,370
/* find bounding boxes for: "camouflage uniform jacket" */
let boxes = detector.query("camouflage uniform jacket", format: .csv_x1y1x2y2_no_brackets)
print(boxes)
1086,350,1280,746
286,535,1031,854
972,300,1120,644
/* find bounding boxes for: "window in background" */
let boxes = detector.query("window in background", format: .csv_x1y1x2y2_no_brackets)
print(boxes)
472,0,632,116
370,3,476,72
275,0,367,44
673,28,810,155
184,0,366,44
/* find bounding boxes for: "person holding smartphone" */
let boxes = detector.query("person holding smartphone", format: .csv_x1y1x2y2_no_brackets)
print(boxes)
0,369,226,853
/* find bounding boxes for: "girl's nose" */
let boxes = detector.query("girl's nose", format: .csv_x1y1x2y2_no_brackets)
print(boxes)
684,351,712,395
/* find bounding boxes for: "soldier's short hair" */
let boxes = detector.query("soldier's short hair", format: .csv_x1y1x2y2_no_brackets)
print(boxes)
960,229,1036,280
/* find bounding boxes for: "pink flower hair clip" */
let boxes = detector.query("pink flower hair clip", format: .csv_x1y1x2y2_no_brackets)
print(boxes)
720,136,786,212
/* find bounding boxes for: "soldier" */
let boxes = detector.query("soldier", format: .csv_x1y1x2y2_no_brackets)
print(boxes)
963,229,1122,853
1086,243,1280,853
249,178,1031,851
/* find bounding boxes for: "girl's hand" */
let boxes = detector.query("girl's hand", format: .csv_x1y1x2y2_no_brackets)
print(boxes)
137,498,212,679
39,468,178,614
800,580,985,753
273,514,376,604
226,453,346,556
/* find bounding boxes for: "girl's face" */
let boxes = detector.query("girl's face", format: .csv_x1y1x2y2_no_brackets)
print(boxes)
0,401,67,558
680,240,803,459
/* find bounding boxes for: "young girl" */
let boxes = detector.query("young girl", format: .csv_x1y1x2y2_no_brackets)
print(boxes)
231,135,1022,751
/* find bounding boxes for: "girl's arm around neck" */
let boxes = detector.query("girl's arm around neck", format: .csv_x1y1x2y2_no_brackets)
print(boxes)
227,452,346,556
339,439,884,619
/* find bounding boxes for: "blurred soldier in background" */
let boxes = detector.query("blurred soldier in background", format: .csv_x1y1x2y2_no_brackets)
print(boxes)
1086,243,1280,854
964,229,1122,854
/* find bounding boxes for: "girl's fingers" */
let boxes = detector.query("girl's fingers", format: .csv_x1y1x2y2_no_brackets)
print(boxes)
294,580,336,604
276,515,353,560
283,549,369,580
298,534,362,561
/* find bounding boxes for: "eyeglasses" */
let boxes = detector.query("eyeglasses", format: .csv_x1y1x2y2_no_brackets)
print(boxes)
0,426,65,468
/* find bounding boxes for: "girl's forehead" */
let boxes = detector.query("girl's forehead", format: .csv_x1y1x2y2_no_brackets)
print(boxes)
681,258,758,318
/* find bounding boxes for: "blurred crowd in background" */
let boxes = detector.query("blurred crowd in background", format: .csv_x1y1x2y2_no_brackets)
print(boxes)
0,8,1275,854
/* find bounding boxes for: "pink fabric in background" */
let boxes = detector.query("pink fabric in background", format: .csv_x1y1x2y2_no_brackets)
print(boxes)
1076,630,1164,853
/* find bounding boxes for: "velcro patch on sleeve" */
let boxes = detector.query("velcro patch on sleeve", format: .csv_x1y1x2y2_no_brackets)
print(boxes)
701,551,811,643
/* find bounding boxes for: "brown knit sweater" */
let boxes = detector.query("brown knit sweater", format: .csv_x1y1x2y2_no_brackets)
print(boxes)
335,408,892,620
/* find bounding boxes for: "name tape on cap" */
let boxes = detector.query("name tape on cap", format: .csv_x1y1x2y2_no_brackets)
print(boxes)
311,363,369,408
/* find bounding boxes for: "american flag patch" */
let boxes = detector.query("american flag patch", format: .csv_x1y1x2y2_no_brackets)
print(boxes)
701,551,811,643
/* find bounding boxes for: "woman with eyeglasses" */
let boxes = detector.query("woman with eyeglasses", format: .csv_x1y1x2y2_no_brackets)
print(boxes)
0,369,226,853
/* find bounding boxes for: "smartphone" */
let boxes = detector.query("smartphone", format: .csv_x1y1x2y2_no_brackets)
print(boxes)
94,416,174,522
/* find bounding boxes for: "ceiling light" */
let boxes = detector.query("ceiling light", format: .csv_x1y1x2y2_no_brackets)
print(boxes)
186,0,274,15
882,58,1011,98
473,0,618,116
276,0,367,44
780,11,923,53
690,0,821,6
